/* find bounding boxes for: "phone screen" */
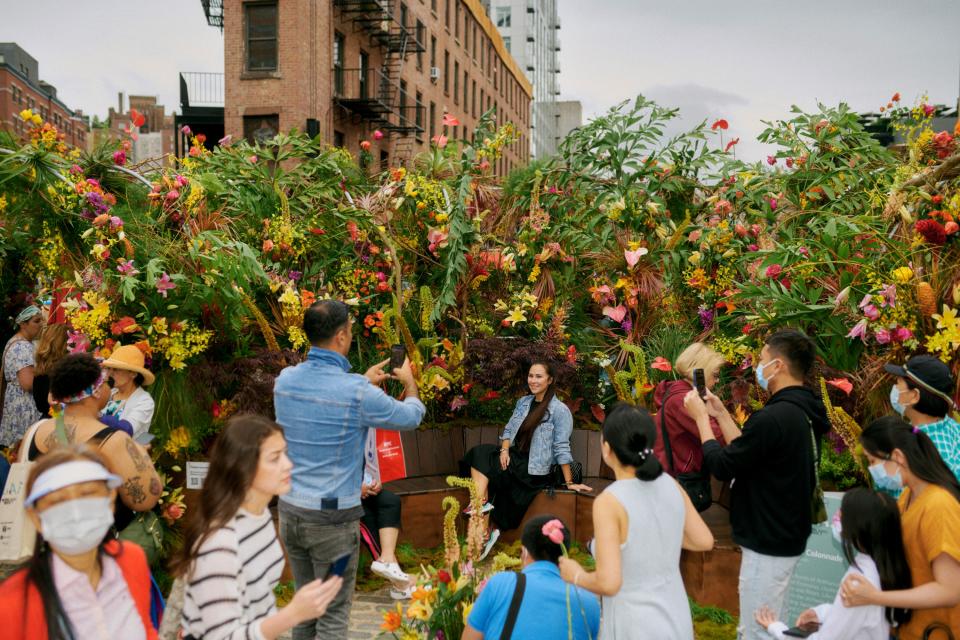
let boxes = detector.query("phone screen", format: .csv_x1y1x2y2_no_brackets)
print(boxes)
693,368,707,399
326,552,352,578
389,344,406,371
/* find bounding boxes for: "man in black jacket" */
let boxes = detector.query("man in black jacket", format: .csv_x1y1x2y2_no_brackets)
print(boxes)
683,329,830,640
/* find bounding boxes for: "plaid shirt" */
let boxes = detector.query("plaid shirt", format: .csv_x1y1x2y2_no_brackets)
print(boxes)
921,415,960,483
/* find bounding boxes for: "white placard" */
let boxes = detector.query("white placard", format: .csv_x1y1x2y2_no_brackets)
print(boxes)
186,461,210,490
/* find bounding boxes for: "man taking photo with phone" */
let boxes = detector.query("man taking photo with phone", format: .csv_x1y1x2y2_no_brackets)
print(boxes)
682,329,830,640
274,299,425,639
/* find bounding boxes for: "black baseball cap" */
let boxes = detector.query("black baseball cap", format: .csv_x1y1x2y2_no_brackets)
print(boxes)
884,355,956,408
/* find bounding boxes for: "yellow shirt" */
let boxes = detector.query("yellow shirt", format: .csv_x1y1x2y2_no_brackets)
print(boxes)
898,484,960,639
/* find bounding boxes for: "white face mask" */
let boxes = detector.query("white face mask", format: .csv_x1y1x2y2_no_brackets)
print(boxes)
39,496,114,555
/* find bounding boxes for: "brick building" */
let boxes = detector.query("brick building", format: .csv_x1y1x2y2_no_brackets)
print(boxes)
91,93,177,162
216,0,532,173
0,43,89,149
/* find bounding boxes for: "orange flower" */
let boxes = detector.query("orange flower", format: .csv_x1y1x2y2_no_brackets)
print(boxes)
651,357,672,372
300,290,316,308
381,604,403,632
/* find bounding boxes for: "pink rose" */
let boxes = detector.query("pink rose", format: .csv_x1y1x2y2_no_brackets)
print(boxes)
541,519,565,545
765,264,782,279
874,328,891,344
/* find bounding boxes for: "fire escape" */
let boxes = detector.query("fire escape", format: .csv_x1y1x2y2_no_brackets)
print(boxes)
334,0,425,161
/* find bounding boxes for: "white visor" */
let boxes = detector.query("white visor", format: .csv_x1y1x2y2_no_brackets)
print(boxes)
25,460,122,507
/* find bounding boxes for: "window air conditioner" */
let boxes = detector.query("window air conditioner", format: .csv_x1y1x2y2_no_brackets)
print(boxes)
430,66,441,81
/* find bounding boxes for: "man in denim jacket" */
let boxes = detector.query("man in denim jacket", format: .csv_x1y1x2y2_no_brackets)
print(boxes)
274,300,425,639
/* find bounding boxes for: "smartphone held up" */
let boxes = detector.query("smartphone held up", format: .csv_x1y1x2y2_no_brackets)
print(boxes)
693,368,707,400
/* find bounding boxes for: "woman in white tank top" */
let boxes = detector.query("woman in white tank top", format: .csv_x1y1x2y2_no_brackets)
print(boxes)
558,403,715,639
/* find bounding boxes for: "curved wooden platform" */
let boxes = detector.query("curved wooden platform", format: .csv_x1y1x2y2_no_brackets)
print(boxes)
384,425,741,614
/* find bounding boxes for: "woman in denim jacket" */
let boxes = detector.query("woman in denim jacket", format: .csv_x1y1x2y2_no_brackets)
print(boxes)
461,361,592,558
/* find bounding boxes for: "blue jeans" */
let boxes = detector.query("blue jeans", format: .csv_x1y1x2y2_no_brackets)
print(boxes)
280,511,360,640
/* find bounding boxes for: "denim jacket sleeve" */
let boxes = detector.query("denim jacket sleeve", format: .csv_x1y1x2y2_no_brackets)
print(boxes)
550,400,574,465
359,382,426,430
500,397,530,444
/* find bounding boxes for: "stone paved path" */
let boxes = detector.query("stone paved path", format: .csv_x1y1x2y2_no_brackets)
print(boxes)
277,586,393,640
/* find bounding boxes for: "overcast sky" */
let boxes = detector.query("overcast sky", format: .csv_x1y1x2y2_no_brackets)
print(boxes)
3,0,959,160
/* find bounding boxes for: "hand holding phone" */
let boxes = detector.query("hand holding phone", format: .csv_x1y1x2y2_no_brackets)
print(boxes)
389,344,406,373
693,368,707,399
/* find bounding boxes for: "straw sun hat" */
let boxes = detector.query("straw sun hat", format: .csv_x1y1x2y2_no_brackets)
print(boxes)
100,344,155,386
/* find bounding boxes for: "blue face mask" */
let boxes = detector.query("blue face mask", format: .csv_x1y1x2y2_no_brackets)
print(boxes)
754,359,780,392
889,386,907,417
869,460,903,492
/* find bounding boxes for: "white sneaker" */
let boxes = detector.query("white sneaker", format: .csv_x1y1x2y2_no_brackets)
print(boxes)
390,584,415,600
463,502,494,516
371,561,410,583
479,528,500,561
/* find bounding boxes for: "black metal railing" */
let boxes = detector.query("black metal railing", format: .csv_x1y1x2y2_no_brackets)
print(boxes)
180,72,224,109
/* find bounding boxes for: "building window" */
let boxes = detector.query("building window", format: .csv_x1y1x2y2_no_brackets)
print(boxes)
416,21,425,70
359,50,369,98
503,36,511,53
333,32,345,95
480,88,485,116
380,150,389,172
243,114,279,144
471,80,476,118
400,80,408,127
400,2,408,28
245,2,278,72
454,1,461,39
496,6,511,27
429,101,436,140
334,130,345,147
431,0,437,13
464,15,469,51
415,90,424,135
463,71,468,111
430,36,437,68
453,60,459,103
444,50,450,94
473,23,478,60
445,0,450,30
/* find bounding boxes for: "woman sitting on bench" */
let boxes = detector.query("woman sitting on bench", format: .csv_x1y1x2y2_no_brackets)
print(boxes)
461,360,592,559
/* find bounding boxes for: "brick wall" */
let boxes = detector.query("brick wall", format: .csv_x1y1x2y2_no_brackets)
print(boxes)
0,68,88,149
225,0,531,173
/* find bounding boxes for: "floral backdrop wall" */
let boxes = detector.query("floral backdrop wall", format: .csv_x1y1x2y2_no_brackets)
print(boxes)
2,93,959,551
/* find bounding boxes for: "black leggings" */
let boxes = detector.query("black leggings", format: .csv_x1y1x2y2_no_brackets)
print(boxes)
360,489,401,553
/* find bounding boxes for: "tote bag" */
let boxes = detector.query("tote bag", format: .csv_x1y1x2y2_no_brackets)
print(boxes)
0,420,44,563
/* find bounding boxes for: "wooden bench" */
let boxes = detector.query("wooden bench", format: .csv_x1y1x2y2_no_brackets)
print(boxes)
383,425,740,614
383,425,616,547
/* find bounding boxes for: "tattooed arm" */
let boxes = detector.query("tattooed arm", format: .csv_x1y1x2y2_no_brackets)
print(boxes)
101,432,162,511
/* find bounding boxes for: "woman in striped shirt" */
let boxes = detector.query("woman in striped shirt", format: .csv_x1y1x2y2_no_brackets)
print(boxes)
171,415,342,640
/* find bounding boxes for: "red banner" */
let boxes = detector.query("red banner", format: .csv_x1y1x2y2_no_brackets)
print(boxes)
375,429,407,484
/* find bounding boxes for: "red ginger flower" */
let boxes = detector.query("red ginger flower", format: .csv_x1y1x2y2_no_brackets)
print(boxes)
915,219,947,245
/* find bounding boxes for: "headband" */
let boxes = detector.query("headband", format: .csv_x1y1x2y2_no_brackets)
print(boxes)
57,371,107,405
903,364,958,410
15,306,41,326
25,460,121,507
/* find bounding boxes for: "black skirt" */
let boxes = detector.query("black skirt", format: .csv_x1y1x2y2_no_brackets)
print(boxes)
460,444,550,531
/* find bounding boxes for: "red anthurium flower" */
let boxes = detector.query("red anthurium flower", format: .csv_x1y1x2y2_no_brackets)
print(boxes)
724,137,740,152
129,108,146,128
711,119,729,131
651,357,672,372
442,113,460,127
891,92,900,102
826,378,853,396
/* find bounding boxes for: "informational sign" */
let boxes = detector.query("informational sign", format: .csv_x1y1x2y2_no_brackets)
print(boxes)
185,461,210,490
783,491,848,624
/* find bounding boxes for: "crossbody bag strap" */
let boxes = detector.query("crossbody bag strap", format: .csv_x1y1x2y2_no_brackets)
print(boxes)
499,572,526,640
659,384,677,474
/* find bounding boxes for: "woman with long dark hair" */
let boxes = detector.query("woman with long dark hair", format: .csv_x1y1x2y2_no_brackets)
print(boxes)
0,445,156,640
172,414,342,640
755,487,911,638
557,403,714,639
841,416,960,639
461,360,592,558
